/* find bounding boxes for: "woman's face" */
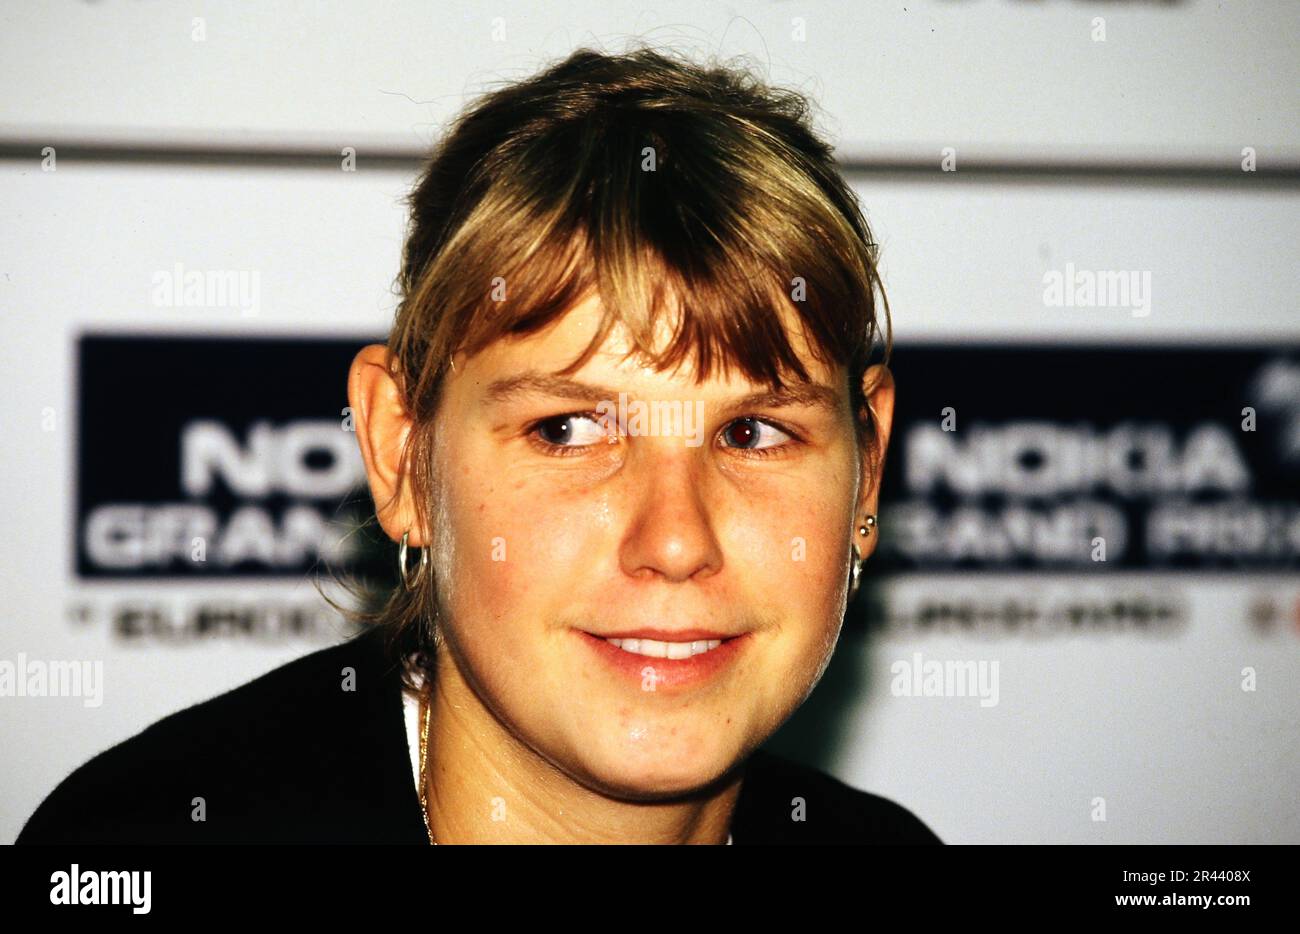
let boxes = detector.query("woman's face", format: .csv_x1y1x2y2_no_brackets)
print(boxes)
383,293,891,799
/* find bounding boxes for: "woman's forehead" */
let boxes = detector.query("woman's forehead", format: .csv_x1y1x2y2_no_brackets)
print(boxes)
462,290,842,392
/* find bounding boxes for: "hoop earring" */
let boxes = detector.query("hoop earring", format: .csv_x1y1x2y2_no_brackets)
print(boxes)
398,529,429,591
847,543,864,603
847,513,878,603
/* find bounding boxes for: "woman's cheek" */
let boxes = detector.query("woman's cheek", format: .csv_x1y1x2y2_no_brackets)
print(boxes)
450,495,586,621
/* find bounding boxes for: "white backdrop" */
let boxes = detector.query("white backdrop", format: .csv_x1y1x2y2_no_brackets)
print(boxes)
2,0,1297,844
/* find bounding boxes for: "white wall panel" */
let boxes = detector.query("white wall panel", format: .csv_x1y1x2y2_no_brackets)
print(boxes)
2,1,1297,164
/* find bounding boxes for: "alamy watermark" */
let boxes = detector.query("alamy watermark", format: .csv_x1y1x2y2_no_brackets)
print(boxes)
1042,262,1151,317
890,651,1000,708
595,393,707,447
151,262,260,317
1,654,103,707
50,865,150,914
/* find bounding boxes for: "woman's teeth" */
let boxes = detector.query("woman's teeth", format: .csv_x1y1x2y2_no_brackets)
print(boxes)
606,638,723,659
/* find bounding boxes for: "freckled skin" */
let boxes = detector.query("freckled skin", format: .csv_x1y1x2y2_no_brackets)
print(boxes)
351,291,895,811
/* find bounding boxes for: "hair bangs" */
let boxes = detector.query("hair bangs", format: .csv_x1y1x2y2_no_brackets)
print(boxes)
424,131,880,402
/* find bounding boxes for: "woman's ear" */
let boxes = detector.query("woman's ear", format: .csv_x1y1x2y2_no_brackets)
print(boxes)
347,344,422,545
856,363,896,558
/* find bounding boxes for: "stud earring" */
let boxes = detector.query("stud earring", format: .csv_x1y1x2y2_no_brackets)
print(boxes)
847,514,878,603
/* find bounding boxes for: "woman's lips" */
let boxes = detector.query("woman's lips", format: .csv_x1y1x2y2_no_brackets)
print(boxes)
595,627,734,642
576,630,749,691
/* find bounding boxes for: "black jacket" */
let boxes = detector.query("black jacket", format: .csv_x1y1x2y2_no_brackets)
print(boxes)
16,626,942,845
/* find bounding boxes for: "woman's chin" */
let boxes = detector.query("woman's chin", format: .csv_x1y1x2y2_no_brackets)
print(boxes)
567,733,745,801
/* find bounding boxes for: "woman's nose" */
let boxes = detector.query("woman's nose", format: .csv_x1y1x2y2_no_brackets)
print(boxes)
617,446,724,585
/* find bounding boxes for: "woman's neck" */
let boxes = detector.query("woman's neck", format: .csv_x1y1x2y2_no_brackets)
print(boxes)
421,653,741,844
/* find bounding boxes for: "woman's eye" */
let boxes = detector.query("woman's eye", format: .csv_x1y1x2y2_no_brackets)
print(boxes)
720,417,792,452
529,413,795,458
533,413,609,448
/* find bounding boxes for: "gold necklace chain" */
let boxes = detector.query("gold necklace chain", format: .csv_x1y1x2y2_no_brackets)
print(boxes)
417,683,436,845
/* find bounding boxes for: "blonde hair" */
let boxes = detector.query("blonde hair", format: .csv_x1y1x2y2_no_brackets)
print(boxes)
352,45,892,686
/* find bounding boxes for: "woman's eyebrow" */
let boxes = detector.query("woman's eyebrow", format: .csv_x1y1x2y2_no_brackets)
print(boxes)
481,370,842,413
483,372,620,405
728,384,844,414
